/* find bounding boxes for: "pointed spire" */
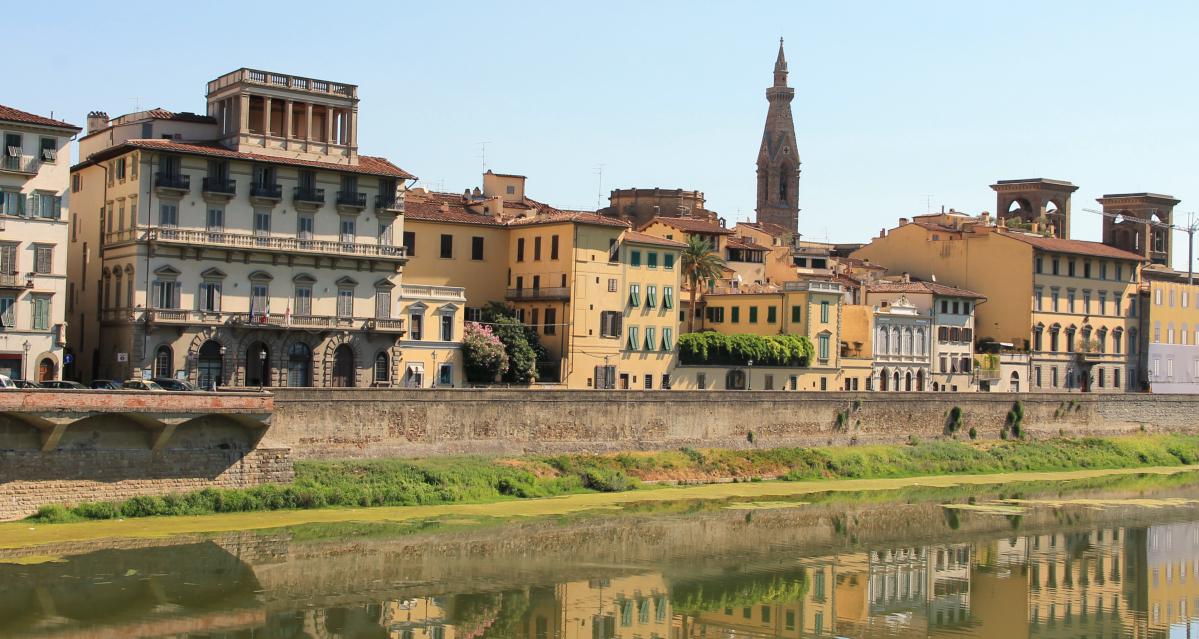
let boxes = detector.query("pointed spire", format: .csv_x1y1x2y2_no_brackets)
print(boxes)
773,37,788,87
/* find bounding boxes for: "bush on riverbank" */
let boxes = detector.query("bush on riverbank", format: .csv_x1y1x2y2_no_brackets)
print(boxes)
27,434,1199,523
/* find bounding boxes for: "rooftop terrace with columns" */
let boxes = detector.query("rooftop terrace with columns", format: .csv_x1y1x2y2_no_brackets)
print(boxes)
206,68,360,164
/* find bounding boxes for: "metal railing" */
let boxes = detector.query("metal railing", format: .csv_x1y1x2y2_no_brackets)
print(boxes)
155,172,190,190
1,154,39,174
294,187,325,204
336,191,367,207
0,273,31,288
201,177,236,195
375,194,405,211
250,182,283,199
144,227,407,259
505,287,570,301
365,318,406,332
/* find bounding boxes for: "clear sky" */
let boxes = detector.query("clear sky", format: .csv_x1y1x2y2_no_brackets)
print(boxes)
12,1,1197,268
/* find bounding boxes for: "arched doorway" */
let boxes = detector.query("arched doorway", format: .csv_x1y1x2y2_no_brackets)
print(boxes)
905,371,913,392
287,343,312,387
154,346,172,379
332,344,355,387
37,358,55,382
198,340,224,390
879,368,888,391
725,369,746,390
245,341,270,387
893,371,900,392
916,370,925,392
1010,371,1021,393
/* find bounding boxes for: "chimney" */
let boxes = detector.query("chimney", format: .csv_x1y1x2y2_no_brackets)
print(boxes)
1047,223,1057,238
880,228,887,238
902,272,911,283
86,111,109,134
899,217,909,226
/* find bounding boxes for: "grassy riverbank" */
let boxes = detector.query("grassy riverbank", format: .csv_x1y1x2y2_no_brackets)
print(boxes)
28,434,1199,524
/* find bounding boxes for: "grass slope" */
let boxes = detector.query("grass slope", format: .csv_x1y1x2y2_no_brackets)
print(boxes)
28,434,1199,523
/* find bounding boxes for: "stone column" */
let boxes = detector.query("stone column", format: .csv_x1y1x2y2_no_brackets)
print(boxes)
347,108,358,150
263,97,273,138
238,94,250,132
305,103,314,143
325,106,335,146
284,99,294,142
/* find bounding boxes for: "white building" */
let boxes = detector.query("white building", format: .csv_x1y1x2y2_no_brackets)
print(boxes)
67,69,464,387
0,105,80,381
870,294,932,391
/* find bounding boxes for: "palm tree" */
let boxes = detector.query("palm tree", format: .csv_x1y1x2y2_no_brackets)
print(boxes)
679,234,726,333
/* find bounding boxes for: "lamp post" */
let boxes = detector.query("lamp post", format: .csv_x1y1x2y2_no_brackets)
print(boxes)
431,350,438,388
218,345,228,390
747,359,754,391
22,340,31,381
258,347,267,389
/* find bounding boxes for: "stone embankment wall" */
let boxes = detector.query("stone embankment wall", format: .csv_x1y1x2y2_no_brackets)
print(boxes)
0,391,289,520
270,388,1199,459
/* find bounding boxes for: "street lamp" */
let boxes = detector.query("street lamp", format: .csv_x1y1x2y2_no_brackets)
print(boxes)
431,350,438,388
22,340,31,381
258,347,267,389
747,359,754,391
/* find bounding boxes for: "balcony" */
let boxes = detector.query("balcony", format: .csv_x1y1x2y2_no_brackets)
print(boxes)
294,186,325,209
155,172,191,194
506,287,571,301
201,177,237,200
376,194,405,213
336,190,367,211
365,318,406,334
0,154,39,175
401,283,467,302
144,227,408,261
250,181,283,203
0,273,33,289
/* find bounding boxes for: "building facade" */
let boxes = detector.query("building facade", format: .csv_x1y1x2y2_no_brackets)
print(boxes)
1139,270,1199,393
67,68,464,388
755,39,801,232
0,105,79,382
866,281,985,392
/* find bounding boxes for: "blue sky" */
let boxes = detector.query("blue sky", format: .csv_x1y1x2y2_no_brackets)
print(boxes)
14,1,1197,267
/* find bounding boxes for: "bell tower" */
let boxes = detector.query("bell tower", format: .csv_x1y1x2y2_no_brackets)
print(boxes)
755,38,801,232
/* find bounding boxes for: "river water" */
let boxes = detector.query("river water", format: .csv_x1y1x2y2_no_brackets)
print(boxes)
2,471,1199,639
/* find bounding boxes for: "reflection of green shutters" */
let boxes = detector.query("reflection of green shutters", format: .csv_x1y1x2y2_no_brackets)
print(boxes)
627,326,639,351
638,599,649,624
621,600,633,626
655,596,666,622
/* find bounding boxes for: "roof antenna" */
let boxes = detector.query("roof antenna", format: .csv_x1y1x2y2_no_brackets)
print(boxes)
594,163,605,209
478,141,490,173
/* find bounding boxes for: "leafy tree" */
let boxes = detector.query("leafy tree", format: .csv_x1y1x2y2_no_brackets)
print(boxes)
482,302,541,383
462,322,509,383
677,331,813,366
679,235,726,333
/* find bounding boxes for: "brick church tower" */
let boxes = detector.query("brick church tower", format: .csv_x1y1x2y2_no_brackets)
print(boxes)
755,38,801,232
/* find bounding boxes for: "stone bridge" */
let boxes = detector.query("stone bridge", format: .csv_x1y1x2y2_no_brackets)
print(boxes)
0,390,289,521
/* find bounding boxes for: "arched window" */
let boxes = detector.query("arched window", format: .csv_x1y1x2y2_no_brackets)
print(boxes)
198,340,224,390
878,328,889,355
373,351,390,385
37,358,56,382
154,345,172,379
915,328,925,355
245,341,270,387
332,344,355,387
879,368,889,391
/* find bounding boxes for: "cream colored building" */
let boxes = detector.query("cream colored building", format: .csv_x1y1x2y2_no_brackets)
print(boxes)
0,105,79,381
67,68,464,387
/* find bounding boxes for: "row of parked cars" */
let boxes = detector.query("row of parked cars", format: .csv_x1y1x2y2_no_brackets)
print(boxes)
0,375,200,391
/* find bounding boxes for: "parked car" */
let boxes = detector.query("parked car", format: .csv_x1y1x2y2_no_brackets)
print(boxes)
89,379,121,390
12,379,41,389
0,375,14,389
153,378,198,391
122,379,165,391
41,380,87,390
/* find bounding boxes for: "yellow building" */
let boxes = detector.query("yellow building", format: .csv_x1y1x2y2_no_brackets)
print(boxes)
671,280,843,391
852,211,1143,393
400,179,683,389
1138,268,1199,393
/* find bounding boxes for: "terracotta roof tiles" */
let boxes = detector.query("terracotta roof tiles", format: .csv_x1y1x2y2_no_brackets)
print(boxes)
82,138,416,180
639,216,733,235
868,281,987,300
1001,232,1144,261
0,104,80,131
622,231,686,248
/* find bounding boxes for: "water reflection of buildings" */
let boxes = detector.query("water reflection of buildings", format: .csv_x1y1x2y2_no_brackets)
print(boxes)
6,520,1199,639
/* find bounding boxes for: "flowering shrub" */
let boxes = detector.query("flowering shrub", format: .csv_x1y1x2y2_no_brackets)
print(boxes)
463,322,509,383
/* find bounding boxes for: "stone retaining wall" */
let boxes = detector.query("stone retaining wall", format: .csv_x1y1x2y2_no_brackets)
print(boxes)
270,388,1199,459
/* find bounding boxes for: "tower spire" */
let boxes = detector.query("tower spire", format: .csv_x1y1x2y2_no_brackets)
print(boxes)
773,37,788,87
756,38,800,232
